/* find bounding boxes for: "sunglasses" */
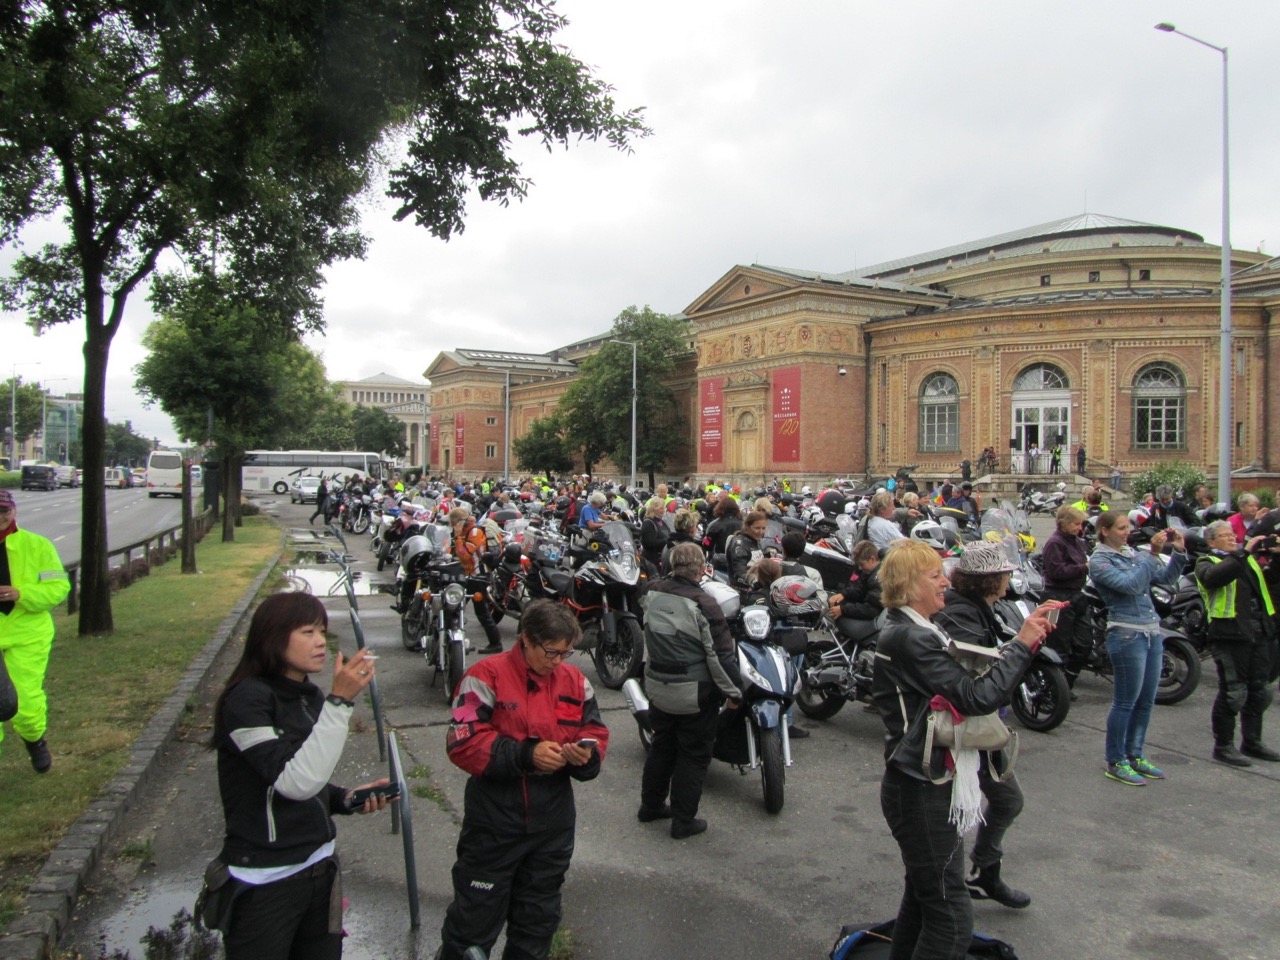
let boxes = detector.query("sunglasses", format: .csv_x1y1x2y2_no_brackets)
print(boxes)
0,506,13,514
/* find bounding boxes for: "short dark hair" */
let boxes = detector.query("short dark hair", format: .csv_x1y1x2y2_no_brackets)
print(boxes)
949,569,1007,601
780,531,806,560
519,599,582,647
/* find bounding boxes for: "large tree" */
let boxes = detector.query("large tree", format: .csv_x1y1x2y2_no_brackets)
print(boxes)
2,378,44,457
0,1,647,633
351,405,407,459
104,420,153,467
560,307,690,488
512,413,574,478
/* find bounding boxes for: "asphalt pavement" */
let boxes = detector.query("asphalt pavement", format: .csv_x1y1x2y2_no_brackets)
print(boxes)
58,498,1280,960
6,487,183,567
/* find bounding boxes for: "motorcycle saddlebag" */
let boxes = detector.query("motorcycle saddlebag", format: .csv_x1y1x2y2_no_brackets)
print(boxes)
831,919,1018,960
711,709,750,766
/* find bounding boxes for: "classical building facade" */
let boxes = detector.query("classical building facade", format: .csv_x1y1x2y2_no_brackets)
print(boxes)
424,214,1280,490
336,373,430,466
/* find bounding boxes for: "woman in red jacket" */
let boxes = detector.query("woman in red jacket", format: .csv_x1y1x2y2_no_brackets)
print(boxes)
437,600,608,960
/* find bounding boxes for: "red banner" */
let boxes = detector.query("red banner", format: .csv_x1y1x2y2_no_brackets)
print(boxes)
771,366,801,462
455,411,465,468
699,377,725,464
430,413,440,469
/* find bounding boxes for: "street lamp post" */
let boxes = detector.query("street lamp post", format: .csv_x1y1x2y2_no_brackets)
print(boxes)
610,339,638,490
503,368,511,482
9,361,41,466
1156,22,1231,501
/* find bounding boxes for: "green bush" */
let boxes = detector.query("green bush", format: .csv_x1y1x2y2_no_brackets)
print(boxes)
0,471,18,489
1245,487,1276,510
1128,461,1209,502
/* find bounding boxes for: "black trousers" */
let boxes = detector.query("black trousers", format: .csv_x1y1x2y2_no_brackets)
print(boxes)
1043,588,1093,680
1211,636,1276,746
222,859,342,960
880,765,973,960
309,496,329,524
971,761,1023,870
473,595,503,647
439,822,575,960
640,698,720,826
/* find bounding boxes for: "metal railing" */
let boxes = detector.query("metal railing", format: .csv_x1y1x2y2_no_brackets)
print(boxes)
63,507,216,614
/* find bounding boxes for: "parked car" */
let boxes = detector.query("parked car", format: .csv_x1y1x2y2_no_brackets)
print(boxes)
21,464,58,491
290,476,322,504
55,465,80,488
105,467,129,489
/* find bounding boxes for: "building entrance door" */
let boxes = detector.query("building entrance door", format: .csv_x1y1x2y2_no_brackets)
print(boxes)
1013,399,1068,473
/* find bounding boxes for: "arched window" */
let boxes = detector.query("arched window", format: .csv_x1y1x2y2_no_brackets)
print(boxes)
1013,363,1069,391
919,372,959,452
1133,363,1186,450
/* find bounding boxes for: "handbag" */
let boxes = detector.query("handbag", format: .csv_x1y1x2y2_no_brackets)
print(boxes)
0,648,17,723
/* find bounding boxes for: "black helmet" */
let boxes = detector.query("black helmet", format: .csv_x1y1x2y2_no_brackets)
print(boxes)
502,542,523,564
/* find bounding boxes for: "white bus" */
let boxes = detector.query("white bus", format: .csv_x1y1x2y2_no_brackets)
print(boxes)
146,449,185,498
242,450,389,495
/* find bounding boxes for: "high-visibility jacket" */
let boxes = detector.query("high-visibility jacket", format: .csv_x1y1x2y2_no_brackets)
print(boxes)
1196,553,1275,623
0,528,70,651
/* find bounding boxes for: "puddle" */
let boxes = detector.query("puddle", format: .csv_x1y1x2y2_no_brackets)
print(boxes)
77,886,202,959
280,567,386,597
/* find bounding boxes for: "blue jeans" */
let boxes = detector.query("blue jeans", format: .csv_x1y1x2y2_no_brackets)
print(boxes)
1104,626,1164,764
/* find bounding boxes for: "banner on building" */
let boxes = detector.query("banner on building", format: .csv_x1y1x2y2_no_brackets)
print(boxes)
430,413,440,468
699,377,725,464
771,366,801,462
455,412,465,467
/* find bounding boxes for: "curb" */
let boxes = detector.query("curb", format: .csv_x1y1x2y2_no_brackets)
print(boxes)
0,534,286,960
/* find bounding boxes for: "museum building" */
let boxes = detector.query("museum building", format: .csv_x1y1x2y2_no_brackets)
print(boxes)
424,214,1280,489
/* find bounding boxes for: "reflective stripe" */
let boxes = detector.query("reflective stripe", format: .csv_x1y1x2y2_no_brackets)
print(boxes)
38,571,68,581
230,726,279,752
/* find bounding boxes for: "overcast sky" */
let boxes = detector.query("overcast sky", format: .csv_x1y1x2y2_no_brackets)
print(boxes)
6,0,1277,448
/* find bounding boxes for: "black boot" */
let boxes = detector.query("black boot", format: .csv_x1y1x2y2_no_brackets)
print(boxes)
966,860,1030,909
24,737,52,774
1213,743,1253,767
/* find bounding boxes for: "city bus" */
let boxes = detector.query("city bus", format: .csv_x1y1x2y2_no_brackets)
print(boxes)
241,450,389,494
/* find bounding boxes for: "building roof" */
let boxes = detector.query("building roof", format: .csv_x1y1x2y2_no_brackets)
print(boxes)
747,264,951,298
431,349,579,378
343,372,427,386
844,213,1210,282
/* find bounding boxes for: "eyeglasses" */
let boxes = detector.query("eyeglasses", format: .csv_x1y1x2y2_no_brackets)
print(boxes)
0,507,13,515
534,642,574,660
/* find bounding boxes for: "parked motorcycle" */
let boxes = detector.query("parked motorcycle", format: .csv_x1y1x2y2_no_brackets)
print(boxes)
795,611,883,721
526,520,645,689
623,579,805,814
1019,482,1067,516
397,525,480,702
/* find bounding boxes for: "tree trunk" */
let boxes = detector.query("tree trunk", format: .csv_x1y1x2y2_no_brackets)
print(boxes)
221,454,236,542
77,306,113,635
181,459,197,573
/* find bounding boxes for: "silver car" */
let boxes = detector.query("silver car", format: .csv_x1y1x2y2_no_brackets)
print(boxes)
290,476,322,504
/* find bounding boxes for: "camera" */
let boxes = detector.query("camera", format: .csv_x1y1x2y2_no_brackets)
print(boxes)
1252,534,1280,552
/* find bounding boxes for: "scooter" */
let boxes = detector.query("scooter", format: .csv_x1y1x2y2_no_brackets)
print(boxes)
624,579,806,815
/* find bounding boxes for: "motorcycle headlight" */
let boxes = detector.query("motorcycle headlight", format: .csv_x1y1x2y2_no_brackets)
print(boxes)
1009,571,1026,595
739,650,770,689
611,551,640,584
442,583,465,610
741,606,772,641
1151,585,1173,605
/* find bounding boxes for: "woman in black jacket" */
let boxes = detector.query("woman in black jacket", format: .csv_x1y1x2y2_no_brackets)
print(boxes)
871,540,1049,960
212,593,390,959
932,542,1032,911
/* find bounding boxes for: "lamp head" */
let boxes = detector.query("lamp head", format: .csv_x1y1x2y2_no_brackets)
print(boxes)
837,365,848,377
1155,22,1176,32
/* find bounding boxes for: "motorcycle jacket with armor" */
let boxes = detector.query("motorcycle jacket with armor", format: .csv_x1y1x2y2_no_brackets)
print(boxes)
1195,552,1276,644
640,576,741,714
446,647,608,835
725,532,761,591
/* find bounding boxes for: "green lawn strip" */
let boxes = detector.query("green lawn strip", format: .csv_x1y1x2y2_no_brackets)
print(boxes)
0,516,280,929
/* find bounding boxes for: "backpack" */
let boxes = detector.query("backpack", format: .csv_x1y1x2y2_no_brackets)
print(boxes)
831,920,1018,960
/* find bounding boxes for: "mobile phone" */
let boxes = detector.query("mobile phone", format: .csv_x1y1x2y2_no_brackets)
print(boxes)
1045,607,1060,626
347,783,400,809
576,738,598,749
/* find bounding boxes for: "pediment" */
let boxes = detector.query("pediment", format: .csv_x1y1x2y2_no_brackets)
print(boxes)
424,352,464,380
685,267,797,318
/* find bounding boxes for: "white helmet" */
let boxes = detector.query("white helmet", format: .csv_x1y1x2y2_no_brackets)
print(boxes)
801,485,813,496
910,520,957,551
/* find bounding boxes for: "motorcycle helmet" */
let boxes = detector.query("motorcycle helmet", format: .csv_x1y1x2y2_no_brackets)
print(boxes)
502,541,523,564
815,489,847,517
801,485,813,497
769,575,824,617
910,520,958,552
398,534,435,574
801,504,825,526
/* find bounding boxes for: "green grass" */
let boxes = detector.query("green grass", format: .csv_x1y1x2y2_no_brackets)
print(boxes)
550,927,575,960
119,837,155,867
0,516,281,929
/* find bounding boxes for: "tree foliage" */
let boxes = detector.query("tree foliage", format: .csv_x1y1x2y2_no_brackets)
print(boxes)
513,414,574,477
0,0,649,633
2,378,44,448
352,405,407,459
104,420,153,467
559,306,690,487
1129,461,1210,502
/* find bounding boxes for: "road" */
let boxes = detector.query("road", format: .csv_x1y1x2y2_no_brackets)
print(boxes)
59,496,1280,960
4,486,184,567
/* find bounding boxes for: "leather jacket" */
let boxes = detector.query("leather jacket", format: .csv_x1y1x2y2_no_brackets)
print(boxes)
725,532,761,590
871,608,1033,781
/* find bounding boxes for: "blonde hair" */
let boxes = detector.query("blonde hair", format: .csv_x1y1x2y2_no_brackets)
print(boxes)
645,496,666,519
1055,504,1086,529
879,539,942,609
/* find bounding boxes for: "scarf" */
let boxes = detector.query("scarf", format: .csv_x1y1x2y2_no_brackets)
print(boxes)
902,605,984,833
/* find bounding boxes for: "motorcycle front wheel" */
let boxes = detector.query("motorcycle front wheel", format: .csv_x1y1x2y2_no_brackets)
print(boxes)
443,637,464,704
1010,662,1070,732
794,655,846,721
759,725,785,815
352,510,371,535
593,617,644,690
1155,636,1201,705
